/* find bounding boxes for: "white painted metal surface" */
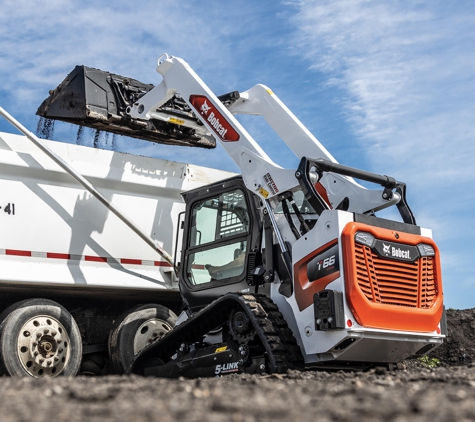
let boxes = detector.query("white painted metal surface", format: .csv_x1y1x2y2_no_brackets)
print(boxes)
0,131,234,291
130,55,399,216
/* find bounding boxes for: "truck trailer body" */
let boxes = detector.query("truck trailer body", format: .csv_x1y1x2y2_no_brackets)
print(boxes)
0,128,232,376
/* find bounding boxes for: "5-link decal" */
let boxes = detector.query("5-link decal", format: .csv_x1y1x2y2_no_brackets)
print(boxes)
215,362,239,375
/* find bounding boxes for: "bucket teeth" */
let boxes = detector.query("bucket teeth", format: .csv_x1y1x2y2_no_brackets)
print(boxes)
36,65,215,149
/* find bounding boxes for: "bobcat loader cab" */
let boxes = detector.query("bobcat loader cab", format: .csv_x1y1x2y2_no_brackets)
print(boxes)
36,53,444,376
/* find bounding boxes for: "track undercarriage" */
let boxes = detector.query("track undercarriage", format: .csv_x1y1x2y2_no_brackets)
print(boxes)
130,293,303,378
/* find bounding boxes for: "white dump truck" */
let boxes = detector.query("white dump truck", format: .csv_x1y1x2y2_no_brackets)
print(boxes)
0,123,233,377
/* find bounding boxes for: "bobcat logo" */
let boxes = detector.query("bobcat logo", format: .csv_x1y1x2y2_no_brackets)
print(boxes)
189,95,240,142
383,243,391,255
200,100,211,115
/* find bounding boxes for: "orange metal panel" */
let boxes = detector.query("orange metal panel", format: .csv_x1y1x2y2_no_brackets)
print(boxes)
342,222,443,332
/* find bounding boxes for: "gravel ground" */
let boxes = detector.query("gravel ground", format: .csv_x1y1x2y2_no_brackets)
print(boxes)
1,308,474,422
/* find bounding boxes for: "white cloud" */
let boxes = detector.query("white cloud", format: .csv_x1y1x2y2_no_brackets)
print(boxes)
289,0,475,179
288,0,475,307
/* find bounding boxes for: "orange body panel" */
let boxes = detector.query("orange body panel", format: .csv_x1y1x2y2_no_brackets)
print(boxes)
342,222,443,332
294,239,340,311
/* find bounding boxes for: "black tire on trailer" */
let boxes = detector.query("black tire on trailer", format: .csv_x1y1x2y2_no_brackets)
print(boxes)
79,352,107,376
0,298,82,377
109,303,177,375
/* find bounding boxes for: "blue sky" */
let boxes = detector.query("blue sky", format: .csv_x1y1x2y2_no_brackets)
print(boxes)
1,0,474,308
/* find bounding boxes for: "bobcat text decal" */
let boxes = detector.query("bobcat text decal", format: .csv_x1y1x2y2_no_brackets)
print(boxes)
189,95,240,142
373,240,419,262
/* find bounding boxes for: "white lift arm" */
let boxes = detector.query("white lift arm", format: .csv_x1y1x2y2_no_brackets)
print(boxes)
129,54,296,203
227,84,401,214
128,54,400,215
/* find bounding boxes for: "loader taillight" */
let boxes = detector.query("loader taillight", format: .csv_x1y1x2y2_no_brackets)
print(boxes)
417,243,435,257
342,223,443,332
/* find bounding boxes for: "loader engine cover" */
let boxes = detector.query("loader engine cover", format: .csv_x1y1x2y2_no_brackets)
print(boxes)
37,66,215,149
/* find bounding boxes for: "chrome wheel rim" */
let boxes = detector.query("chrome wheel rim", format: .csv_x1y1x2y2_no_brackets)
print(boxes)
133,319,172,354
17,315,71,377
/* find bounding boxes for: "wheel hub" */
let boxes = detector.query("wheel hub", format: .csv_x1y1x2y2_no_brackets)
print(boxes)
17,316,71,377
38,334,57,358
133,319,173,355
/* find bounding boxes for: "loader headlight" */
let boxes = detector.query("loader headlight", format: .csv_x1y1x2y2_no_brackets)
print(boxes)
355,231,375,248
417,243,435,257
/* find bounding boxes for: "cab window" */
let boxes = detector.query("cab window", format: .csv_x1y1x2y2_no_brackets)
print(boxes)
186,189,250,285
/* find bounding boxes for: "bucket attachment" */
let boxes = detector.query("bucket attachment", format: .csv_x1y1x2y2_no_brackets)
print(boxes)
36,66,215,148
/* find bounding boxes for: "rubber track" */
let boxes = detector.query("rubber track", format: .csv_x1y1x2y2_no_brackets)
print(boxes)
246,295,304,373
130,293,304,375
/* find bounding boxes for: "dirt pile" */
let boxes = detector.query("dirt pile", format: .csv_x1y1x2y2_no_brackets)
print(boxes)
0,308,474,422
429,308,475,366
1,365,475,422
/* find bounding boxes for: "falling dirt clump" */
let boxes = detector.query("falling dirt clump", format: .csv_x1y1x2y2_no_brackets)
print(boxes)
76,125,84,145
36,117,55,139
93,129,101,148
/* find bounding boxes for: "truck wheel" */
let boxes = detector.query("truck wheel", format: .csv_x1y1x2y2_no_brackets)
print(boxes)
109,304,177,374
0,299,82,377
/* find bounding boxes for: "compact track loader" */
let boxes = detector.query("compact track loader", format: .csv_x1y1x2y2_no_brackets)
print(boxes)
31,53,447,377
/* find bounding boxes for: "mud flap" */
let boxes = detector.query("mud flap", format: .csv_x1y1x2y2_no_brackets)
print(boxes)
36,65,215,148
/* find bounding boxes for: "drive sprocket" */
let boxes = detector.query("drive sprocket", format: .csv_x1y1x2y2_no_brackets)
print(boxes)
229,308,256,343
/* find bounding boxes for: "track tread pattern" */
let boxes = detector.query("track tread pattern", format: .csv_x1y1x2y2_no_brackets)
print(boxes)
131,293,303,375
244,295,304,373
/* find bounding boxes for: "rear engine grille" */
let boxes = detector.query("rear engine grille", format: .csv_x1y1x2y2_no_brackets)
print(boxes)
354,243,437,308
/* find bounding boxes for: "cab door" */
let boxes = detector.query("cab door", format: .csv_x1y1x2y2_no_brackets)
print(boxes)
179,176,260,311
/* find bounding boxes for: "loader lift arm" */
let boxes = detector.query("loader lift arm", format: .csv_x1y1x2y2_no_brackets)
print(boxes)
125,54,407,218
37,53,410,223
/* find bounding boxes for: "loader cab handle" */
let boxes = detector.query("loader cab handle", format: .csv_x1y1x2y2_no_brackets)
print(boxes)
296,157,416,225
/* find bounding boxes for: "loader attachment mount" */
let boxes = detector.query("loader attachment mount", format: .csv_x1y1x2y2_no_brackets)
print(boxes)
37,66,215,149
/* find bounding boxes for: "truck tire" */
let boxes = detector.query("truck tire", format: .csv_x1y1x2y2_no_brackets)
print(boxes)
79,352,107,376
109,303,177,374
0,299,82,377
